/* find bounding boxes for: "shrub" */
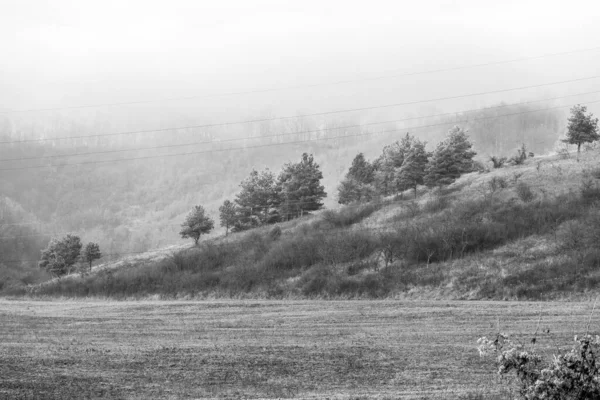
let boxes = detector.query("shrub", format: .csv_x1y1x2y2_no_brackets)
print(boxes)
299,265,334,297
515,182,536,203
422,194,452,213
555,141,571,159
478,333,600,399
488,176,508,191
581,179,600,204
321,202,383,227
510,143,529,165
473,160,489,174
268,225,282,241
590,167,600,180
489,156,507,169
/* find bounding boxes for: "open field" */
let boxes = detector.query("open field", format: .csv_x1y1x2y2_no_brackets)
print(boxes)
1,299,599,399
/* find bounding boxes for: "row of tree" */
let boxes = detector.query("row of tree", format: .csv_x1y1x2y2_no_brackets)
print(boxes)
338,126,476,203
178,105,600,245
38,234,102,276
218,152,327,234
178,153,327,244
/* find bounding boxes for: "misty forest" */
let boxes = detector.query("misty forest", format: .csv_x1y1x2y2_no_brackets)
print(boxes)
3,1,600,399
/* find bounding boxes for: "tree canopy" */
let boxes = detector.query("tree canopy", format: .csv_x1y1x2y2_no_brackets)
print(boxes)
397,139,430,198
337,153,378,204
374,133,414,195
180,205,214,245
277,153,327,220
563,104,599,160
424,126,476,187
346,153,375,184
38,234,83,277
218,200,237,236
235,169,280,229
82,242,102,272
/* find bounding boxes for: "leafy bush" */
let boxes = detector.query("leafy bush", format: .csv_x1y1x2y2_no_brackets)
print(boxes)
590,167,600,180
472,160,489,174
510,143,529,165
268,225,282,241
321,202,383,227
489,156,507,169
478,333,600,399
581,179,600,204
515,182,536,203
422,194,452,213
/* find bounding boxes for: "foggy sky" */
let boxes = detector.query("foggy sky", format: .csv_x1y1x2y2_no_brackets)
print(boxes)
2,0,600,122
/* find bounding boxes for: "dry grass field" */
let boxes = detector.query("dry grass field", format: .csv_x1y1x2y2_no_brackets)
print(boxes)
1,299,598,399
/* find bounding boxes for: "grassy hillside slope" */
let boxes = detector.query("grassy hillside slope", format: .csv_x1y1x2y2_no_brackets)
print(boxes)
11,146,600,300
0,104,565,270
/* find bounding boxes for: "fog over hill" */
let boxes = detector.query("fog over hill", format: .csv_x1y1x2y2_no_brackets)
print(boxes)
1,0,600,289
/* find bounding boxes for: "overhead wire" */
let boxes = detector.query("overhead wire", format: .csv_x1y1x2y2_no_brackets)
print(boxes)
1,75,599,145
2,98,599,172
2,89,599,163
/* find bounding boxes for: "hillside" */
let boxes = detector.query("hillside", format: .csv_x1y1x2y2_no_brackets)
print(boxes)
16,145,600,300
0,102,566,288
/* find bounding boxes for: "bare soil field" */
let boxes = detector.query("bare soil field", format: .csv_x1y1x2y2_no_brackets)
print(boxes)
0,299,597,399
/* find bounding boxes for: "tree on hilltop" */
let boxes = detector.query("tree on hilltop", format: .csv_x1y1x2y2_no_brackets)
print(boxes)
563,104,599,161
38,234,83,277
277,153,326,220
219,200,237,236
337,152,377,204
235,169,280,229
82,242,102,272
347,153,375,184
424,126,476,187
397,139,430,198
373,133,414,195
180,205,214,245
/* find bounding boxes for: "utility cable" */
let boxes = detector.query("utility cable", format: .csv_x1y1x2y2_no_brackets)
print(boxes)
1,75,599,145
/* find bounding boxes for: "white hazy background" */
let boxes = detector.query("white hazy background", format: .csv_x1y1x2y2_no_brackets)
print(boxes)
2,0,600,124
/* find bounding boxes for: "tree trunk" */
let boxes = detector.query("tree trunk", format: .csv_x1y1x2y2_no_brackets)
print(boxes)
577,143,581,161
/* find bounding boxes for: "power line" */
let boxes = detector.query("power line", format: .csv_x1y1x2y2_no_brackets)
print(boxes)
2,99,598,172
2,45,599,114
2,89,598,163
2,74,599,145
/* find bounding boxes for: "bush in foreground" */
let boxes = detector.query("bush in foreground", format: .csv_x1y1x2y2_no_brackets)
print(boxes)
478,333,600,399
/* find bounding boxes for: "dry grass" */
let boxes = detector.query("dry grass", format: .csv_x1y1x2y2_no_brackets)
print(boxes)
1,299,598,399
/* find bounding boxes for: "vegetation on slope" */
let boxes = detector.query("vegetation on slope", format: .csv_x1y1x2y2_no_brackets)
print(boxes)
3,104,599,299
17,145,600,299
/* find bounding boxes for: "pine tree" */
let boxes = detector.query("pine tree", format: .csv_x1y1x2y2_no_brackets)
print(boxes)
347,153,375,184
235,169,280,227
38,234,83,277
424,126,476,187
82,242,101,272
277,153,326,220
218,200,237,236
179,205,214,245
397,140,430,198
373,133,414,195
337,153,377,204
563,104,599,161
